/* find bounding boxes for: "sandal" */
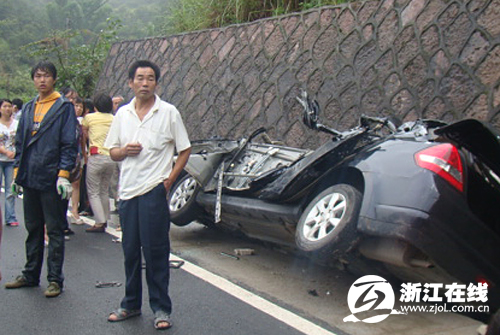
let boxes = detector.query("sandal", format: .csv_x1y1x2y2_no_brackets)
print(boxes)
86,224,105,233
73,218,85,225
154,310,172,330
108,308,141,322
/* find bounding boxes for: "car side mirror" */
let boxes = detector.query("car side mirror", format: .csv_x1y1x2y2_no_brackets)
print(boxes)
297,90,320,130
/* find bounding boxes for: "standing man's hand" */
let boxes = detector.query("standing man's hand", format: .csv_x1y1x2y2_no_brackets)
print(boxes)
110,143,143,162
11,181,22,195
163,147,191,194
163,178,172,192
124,142,142,157
56,177,73,200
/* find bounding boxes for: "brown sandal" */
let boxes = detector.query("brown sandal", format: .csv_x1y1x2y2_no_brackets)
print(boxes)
86,224,106,233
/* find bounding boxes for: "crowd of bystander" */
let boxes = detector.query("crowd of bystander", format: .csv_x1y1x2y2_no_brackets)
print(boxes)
0,59,190,331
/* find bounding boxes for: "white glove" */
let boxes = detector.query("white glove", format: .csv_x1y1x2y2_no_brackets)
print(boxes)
11,181,23,195
56,177,72,200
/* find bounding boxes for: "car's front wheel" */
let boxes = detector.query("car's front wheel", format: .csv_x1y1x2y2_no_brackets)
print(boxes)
295,184,361,260
169,172,203,226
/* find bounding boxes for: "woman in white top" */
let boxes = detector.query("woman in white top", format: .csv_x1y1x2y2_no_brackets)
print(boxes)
0,99,19,226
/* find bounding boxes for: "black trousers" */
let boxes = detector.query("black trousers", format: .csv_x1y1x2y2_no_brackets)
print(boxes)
78,164,91,213
22,187,67,286
119,183,172,314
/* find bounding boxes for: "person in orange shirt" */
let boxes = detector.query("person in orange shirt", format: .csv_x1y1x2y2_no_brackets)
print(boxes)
4,61,78,298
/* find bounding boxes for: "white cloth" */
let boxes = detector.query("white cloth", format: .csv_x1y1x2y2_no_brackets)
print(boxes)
0,119,18,162
104,95,191,200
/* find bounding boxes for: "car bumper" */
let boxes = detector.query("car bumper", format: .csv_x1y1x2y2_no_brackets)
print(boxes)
357,184,500,308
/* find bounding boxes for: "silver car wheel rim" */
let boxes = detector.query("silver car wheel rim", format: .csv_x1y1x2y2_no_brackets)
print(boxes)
169,177,197,212
302,192,347,242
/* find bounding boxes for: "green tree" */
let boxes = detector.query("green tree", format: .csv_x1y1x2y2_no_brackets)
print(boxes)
111,3,165,39
0,1,49,58
46,0,112,31
24,18,121,97
0,66,36,101
0,0,48,99
162,0,348,34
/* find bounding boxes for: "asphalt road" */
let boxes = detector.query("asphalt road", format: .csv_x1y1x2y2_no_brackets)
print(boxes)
0,197,323,335
0,195,488,335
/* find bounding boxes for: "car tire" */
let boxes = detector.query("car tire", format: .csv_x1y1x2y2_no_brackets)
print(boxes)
295,184,361,260
169,172,203,226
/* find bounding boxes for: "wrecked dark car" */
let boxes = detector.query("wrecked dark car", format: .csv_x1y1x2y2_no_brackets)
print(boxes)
169,91,500,308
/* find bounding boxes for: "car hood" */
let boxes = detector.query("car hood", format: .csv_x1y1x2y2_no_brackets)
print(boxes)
435,119,500,175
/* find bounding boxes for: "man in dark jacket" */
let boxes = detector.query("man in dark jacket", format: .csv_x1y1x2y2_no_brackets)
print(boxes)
4,61,78,298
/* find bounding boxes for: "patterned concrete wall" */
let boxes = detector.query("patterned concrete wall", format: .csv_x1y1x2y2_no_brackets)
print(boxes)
96,0,500,149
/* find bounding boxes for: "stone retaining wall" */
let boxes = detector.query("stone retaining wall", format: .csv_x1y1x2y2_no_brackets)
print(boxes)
96,0,500,148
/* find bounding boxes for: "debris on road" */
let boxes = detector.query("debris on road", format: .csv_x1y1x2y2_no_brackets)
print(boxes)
95,281,122,288
169,260,185,269
234,248,255,256
141,260,186,270
307,289,319,297
220,252,240,260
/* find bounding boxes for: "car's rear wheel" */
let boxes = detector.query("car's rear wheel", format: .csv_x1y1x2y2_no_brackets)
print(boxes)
169,172,203,226
295,184,361,260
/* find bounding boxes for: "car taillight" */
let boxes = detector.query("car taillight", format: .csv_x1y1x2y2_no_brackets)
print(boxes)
415,143,464,192
476,275,494,288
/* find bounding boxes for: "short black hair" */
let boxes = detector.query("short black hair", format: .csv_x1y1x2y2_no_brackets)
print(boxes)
31,61,57,80
93,93,113,114
61,87,77,97
128,60,160,82
12,98,23,110
84,98,95,113
0,98,12,108
0,99,12,117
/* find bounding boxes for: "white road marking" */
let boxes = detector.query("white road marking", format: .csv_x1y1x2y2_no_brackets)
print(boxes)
170,254,339,335
89,214,338,335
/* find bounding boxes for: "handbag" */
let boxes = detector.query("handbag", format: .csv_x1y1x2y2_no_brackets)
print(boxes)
69,153,83,182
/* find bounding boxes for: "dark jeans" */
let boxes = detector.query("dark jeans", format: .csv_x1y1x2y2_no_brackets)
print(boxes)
119,183,172,314
0,161,17,223
22,187,67,286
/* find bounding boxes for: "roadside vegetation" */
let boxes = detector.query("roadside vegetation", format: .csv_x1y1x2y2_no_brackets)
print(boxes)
0,0,348,100
164,0,346,34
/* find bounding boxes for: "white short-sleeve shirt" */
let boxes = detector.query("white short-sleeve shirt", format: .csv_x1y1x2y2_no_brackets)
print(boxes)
105,95,191,200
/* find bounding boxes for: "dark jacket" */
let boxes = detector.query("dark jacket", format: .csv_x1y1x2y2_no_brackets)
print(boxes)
14,94,78,191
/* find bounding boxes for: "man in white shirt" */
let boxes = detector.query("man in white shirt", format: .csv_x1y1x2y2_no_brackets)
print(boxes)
112,95,124,115
104,60,191,330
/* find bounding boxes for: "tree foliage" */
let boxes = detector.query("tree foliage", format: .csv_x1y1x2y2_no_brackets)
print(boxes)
163,0,347,34
46,0,112,32
0,0,49,99
0,0,120,99
0,0,348,99
23,18,121,98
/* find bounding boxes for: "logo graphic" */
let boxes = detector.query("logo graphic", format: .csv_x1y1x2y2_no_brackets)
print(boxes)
344,275,404,323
